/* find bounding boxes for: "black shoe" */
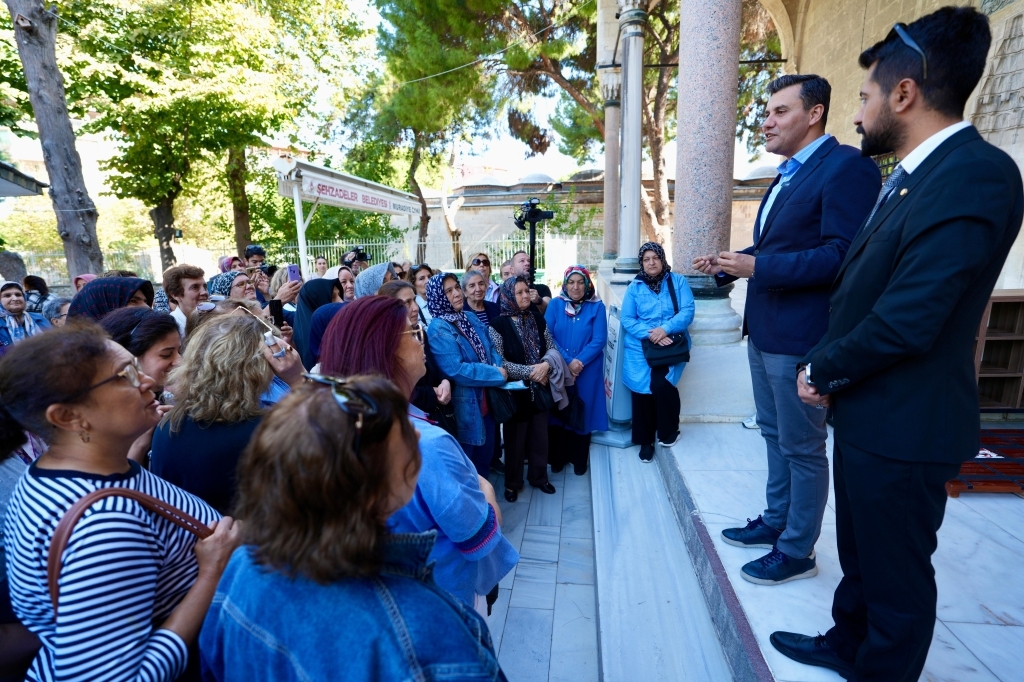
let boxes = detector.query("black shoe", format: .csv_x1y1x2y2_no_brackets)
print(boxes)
769,632,853,680
504,488,518,503
639,444,655,462
531,482,556,494
573,460,588,476
721,515,782,549
490,459,505,474
549,464,565,473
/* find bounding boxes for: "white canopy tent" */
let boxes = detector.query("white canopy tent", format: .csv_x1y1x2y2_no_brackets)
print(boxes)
271,155,419,280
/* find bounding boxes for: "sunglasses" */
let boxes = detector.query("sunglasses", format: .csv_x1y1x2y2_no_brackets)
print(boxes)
402,325,425,344
471,258,491,267
303,374,379,451
888,23,927,81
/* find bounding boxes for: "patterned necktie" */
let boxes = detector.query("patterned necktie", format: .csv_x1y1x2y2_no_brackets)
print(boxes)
864,164,907,227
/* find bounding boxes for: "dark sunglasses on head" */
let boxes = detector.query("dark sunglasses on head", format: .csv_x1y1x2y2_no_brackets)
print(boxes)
471,258,491,267
303,374,380,451
888,23,927,81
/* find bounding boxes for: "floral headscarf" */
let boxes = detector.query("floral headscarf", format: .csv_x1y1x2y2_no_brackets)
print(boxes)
207,271,242,297
67,277,154,321
558,265,597,317
636,241,671,294
426,273,488,362
498,276,542,364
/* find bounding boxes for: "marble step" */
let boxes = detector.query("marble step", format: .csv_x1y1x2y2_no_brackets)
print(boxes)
590,443,733,680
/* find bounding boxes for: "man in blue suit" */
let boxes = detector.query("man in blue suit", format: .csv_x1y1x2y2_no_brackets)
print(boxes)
694,74,880,585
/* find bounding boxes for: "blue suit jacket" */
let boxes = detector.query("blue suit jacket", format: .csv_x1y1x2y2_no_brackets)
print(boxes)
718,137,881,355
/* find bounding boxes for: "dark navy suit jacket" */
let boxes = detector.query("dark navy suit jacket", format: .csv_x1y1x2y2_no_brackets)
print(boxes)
718,137,881,355
805,128,1024,464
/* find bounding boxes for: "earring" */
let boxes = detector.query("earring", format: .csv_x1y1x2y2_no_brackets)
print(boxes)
79,430,90,444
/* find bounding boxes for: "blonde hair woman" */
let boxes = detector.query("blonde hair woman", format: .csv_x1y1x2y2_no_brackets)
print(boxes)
149,315,302,512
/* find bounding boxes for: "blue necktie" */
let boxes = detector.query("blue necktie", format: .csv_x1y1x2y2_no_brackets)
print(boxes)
864,164,907,227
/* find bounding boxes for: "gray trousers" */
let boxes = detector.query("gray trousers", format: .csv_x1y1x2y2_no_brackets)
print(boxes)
748,340,829,559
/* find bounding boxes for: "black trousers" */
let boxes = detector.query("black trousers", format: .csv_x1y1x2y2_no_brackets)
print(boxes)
548,425,591,473
630,365,681,446
825,440,960,681
504,410,550,490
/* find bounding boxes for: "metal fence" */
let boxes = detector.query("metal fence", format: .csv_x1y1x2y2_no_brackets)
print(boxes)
19,250,156,294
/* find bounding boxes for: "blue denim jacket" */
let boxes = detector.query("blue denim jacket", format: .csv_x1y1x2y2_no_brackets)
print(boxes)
200,531,507,682
426,315,506,446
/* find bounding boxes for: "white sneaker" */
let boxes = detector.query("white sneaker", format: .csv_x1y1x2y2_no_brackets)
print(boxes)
742,415,759,430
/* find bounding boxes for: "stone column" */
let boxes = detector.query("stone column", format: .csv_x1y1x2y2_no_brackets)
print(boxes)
600,69,621,264
613,1,647,277
674,0,742,344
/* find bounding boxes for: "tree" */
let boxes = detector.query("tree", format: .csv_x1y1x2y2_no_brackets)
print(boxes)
4,0,103,276
736,0,784,157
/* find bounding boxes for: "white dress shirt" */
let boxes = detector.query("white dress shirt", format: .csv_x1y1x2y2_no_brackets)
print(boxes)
899,120,972,174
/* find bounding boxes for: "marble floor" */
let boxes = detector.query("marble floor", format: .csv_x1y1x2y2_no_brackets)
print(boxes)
667,422,1024,682
485,464,599,682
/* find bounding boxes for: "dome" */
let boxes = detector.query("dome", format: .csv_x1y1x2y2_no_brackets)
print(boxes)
462,174,507,187
517,173,556,184
568,169,604,181
745,165,779,181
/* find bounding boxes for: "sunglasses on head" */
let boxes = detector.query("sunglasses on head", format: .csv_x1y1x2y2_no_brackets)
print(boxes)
887,23,927,81
304,374,380,452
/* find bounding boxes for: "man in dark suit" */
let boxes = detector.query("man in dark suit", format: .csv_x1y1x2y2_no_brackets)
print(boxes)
694,75,880,586
771,8,1024,681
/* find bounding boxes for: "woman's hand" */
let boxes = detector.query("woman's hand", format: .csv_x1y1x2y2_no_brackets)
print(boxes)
498,367,508,381
434,379,452,405
657,336,674,347
194,517,242,580
279,322,294,346
273,280,301,303
568,359,584,377
530,362,550,383
127,405,171,464
262,338,303,386
648,327,668,344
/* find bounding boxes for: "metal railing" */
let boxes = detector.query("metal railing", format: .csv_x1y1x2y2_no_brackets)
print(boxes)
18,250,156,292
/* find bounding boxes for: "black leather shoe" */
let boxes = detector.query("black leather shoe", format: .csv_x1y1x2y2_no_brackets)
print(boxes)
490,459,505,474
549,464,565,473
531,482,556,494
770,632,853,680
504,488,518,503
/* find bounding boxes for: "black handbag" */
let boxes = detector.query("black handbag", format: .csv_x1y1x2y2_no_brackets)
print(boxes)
641,275,691,368
532,381,556,412
428,401,459,438
556,390,586,432
486,387,517,424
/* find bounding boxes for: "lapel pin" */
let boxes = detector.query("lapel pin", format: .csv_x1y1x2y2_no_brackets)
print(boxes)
899,188,908,196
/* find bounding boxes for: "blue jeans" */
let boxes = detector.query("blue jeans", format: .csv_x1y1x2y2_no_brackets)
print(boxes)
461,413,496,477
748,340,829,559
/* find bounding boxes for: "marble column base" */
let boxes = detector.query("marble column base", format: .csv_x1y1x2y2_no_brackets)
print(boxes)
690,297,742,345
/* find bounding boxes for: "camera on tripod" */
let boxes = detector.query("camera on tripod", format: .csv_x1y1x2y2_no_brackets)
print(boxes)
513,198,554,230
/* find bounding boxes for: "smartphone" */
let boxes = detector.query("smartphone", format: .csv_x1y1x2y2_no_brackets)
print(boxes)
268,300,286,329
245,266,259,278
287,264,301,282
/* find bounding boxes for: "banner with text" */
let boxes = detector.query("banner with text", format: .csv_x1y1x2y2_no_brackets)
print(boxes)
296,173,419,216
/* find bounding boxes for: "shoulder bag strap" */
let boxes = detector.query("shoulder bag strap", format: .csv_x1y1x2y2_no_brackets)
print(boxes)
667,274,680,316
47,487,212,613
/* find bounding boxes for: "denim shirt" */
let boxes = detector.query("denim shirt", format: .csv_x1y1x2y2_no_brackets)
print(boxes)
426,315,506,446
620,272,695,394
200,531,507,682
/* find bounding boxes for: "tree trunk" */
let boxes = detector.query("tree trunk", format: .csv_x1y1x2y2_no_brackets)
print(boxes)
0,250,28,283
407,135,430,264
149,194,178,272
440,144,464,269
226,146,251,259
6,0,103,277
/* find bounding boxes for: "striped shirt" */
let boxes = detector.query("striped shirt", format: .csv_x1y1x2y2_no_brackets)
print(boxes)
3,460,219,682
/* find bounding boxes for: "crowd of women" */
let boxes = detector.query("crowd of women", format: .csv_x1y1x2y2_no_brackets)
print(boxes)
0,240,692,681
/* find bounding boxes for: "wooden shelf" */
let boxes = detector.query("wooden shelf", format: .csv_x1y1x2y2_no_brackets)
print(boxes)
976,294,1024,410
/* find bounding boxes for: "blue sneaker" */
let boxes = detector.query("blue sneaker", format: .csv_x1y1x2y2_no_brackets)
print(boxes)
741,547,818,585
721,515,782,549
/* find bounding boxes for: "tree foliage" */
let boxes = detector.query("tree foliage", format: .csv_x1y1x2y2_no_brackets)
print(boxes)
736,0,784,157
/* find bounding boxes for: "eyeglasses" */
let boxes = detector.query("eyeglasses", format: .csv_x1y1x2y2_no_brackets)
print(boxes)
402,325,424,344
472,258,491,267
888,23,927,81
70,357,142,401
303,374,379,452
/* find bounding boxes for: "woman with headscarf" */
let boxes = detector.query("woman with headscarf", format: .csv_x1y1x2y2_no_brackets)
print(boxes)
489,276,558,502
353,261,396,299
71,273,96,293
206,271,256,301
67,276,154,321
425,273,507,477
292,278,342,369
0,282,51,357
544,266,608,476
621,242,695,463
